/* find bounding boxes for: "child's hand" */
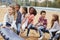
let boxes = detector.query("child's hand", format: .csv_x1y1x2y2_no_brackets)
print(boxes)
40,22,43,25
37,23,40,26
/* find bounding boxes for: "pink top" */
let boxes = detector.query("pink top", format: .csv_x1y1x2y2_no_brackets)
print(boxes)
27,14,34,24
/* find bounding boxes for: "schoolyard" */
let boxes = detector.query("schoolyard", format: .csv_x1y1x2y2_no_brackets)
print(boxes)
0,7,60,40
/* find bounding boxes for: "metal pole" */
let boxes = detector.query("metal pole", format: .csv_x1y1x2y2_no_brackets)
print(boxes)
1,0,2,5
35,0,36,6
47,0,48,7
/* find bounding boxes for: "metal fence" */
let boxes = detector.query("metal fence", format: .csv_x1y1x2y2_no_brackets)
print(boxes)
0,0,30,6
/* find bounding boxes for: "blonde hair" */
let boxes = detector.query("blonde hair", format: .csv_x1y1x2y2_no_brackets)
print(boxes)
9,5,17,20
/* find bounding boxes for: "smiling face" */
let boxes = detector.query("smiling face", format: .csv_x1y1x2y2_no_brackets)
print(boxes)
29,8,34,14
52,14,59,21
41,13,46,18
14,4,20,12
8,7,14,15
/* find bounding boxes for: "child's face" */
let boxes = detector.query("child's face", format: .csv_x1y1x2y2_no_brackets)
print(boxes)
21,7,26,14
52,16,55,20
29,8,34,14
8,7,14,15
41,13,46,18
15,6,20,11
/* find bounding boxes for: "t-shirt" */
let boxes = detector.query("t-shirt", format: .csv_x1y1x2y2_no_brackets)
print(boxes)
16,11,22,24
3,13,14,26
38,16,47,27
27,14,34,24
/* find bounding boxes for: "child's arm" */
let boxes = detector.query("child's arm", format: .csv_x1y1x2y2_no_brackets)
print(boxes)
43,19,47,28
3,13,8,27
21,16,27,24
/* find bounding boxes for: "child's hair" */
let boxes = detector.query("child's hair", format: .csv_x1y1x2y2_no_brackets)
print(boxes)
15,3,20,8
22,7,28,14
40,10,46,15
9,5,17,20
51,14,59,27
29,7,37,16
9,5,15,10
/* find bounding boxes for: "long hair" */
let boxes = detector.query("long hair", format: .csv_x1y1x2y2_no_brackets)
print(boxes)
29,7,37,16
9,5,17,20
51,14,59,28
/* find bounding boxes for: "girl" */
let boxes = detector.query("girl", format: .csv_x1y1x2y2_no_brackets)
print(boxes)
20,7,28,32
49,14,60,40
3,5,17,30
26,7,37,36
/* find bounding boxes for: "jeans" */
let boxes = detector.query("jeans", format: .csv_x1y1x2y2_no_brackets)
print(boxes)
38,26,49,37
16,23,21,35
53,33,60,40
0,22,3,27
27,24,37,36
49,30,57,40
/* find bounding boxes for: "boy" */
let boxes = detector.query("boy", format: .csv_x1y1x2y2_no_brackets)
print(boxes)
37,11,47,40
14,4,22,35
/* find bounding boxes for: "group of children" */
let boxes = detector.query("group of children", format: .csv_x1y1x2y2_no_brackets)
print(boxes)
0,4,60,40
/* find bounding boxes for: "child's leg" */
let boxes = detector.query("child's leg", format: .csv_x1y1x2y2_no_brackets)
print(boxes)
27,24,37,36
49,31,55,40
45,29,49,33
54,33,60,40
49,31,57,40
38,26,45,40
38,28,44,40
16,23,21,35
39,29,44,37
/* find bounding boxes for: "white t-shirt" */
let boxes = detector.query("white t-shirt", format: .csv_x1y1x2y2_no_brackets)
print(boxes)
49,21,60,32
3,13,14,26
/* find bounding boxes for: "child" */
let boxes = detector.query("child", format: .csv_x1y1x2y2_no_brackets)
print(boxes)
21,7,28,21
49,14,60,40
37,11,47,40
20,7,28,32
3,5,15,27
14,4,22,35
26,7,37,36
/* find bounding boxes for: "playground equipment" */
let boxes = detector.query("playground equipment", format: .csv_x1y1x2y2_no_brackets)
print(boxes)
0,27,24,40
